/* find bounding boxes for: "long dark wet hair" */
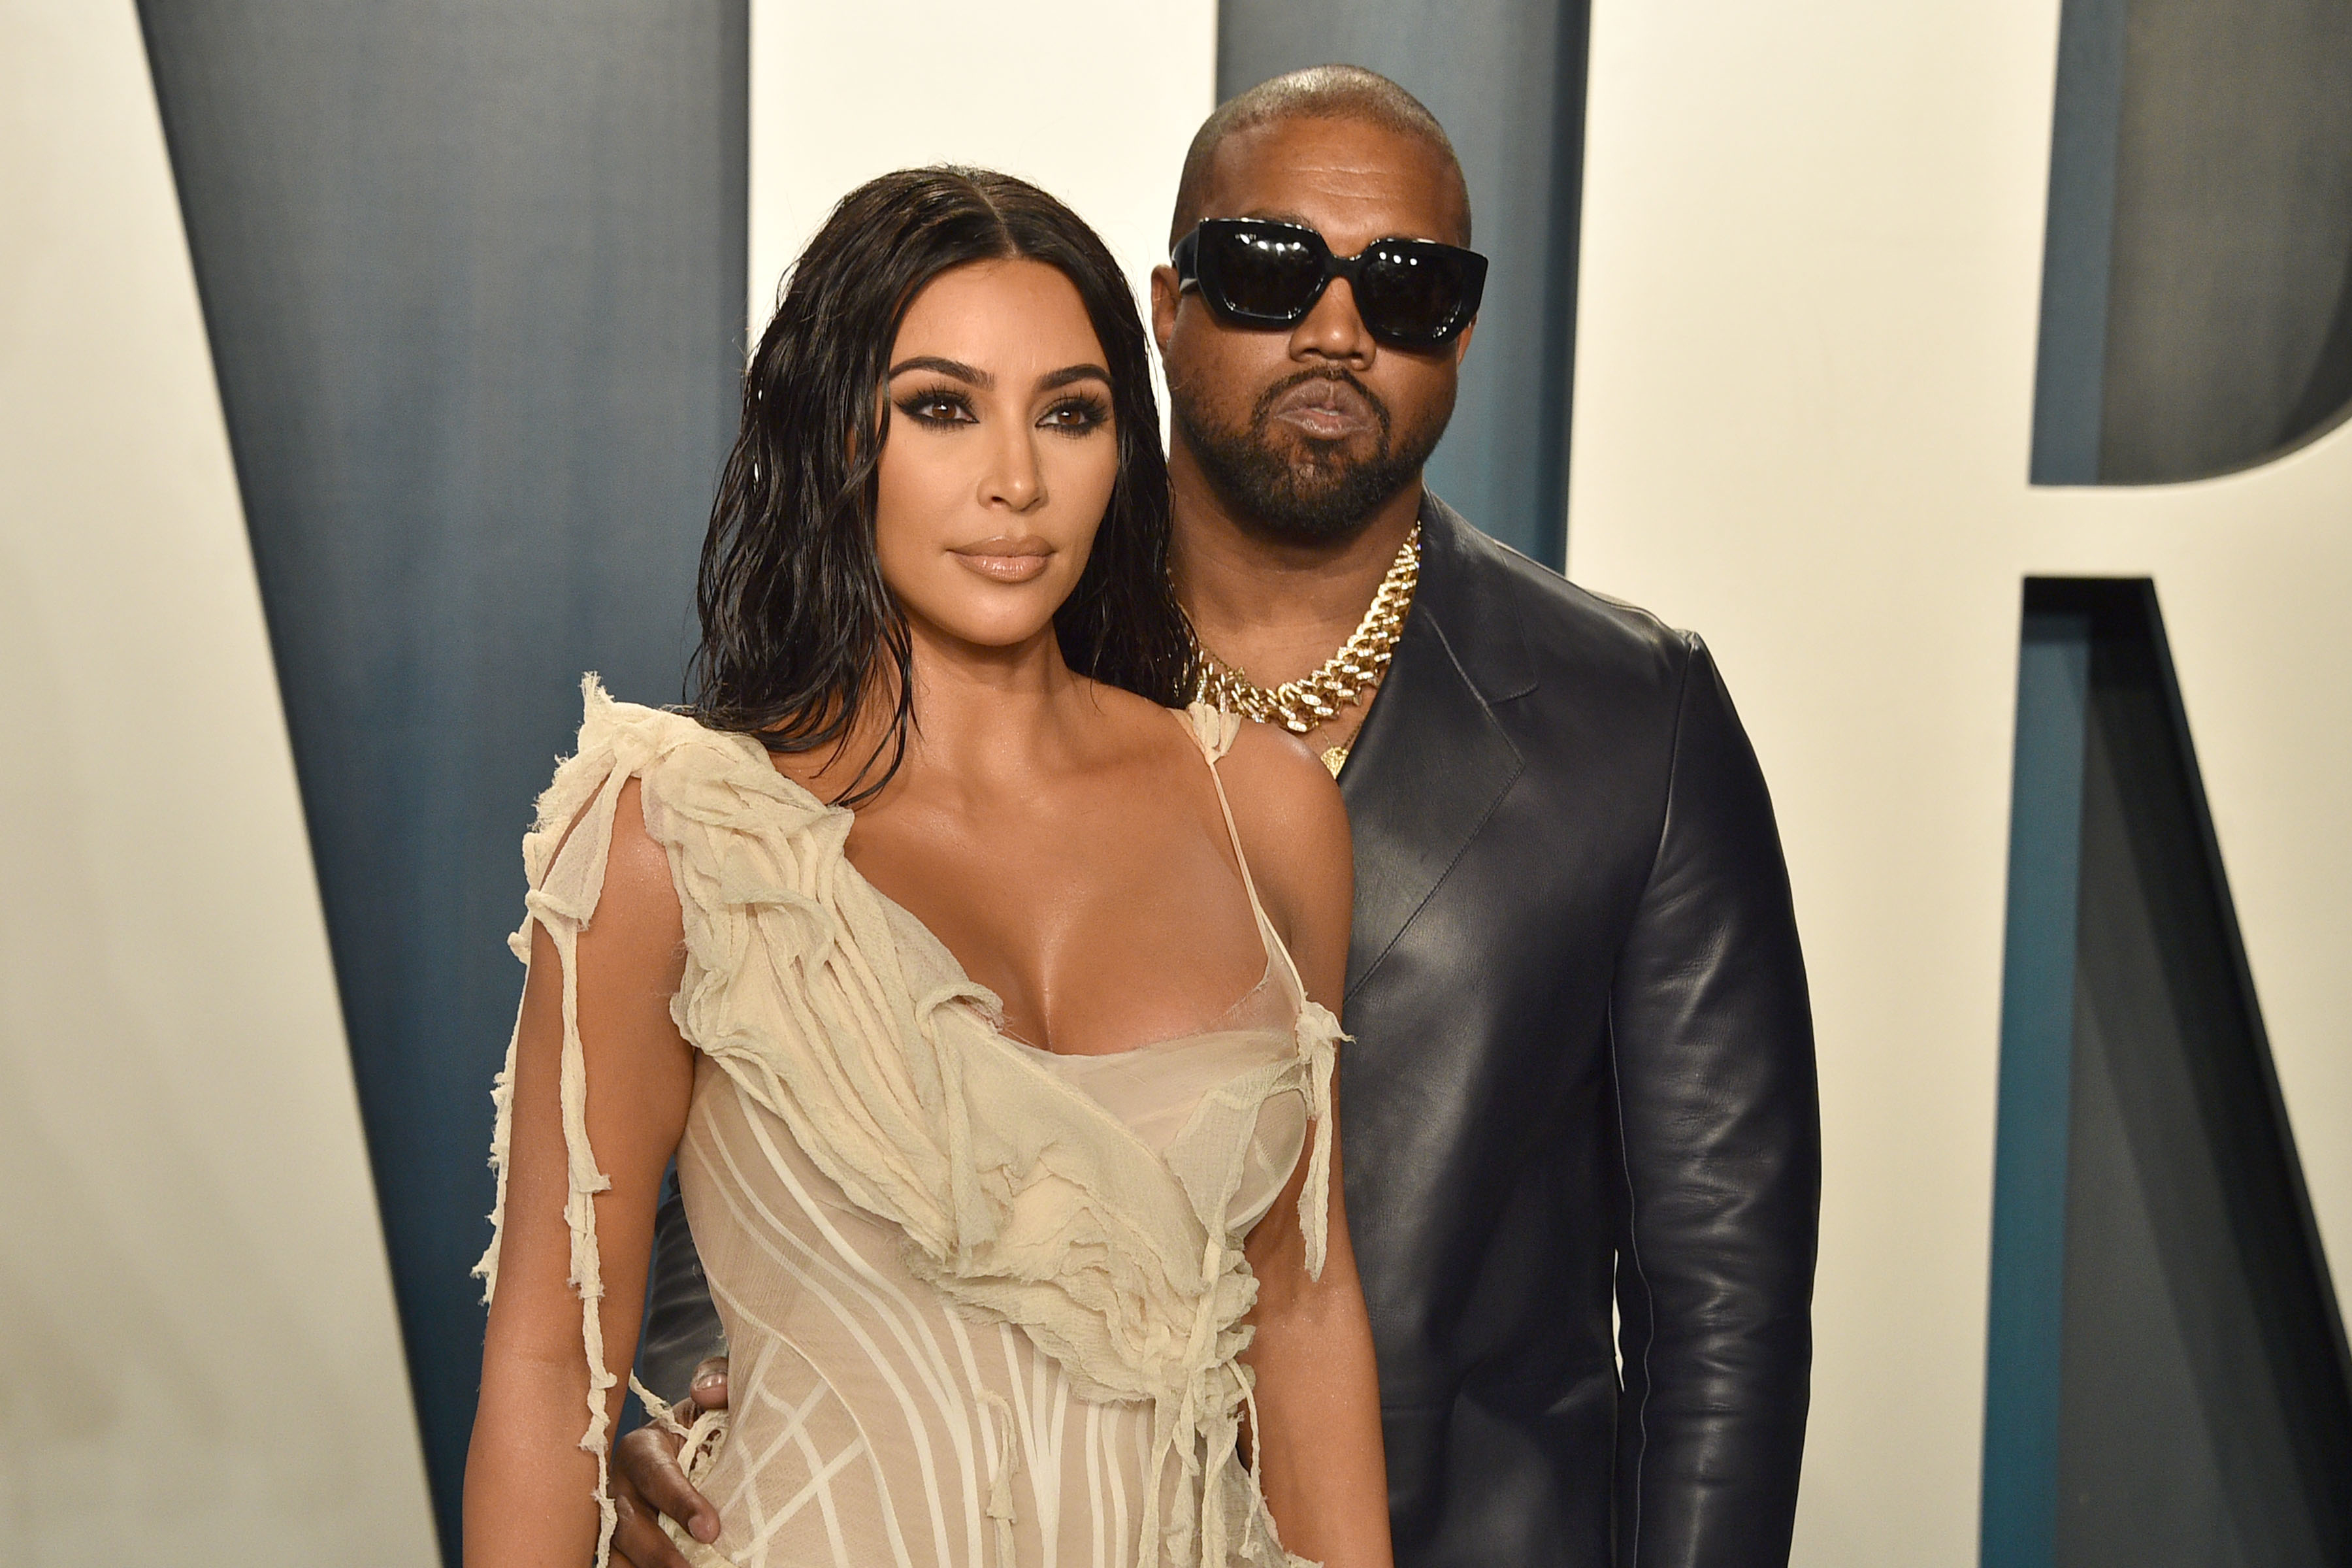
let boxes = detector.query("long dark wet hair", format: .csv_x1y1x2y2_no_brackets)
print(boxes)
688,167,1194,806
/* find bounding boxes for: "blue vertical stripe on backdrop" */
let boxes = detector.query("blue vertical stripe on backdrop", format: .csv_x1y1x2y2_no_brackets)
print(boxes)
2029,0,2129,485
137,7,748,1560
2036,581,2352,1561
1217,1,1592,568
1981,610,2091,1568
2030,0,2352,483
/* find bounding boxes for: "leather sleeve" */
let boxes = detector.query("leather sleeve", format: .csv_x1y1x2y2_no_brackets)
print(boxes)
1608,634,1820,1567
636,1163,728,1407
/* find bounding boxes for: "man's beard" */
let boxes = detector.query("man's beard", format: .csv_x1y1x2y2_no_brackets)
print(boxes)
1173,368,1448,543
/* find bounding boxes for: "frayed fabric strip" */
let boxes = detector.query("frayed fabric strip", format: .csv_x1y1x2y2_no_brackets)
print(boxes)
475,691,637,1565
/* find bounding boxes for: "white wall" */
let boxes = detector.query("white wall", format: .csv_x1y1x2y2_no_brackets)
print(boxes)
748,0,1217,350
0,6,438,1563
1568,3,2352,1560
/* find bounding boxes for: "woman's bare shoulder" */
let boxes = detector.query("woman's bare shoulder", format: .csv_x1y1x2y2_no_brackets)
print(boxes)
1218,719,1345,823
546,775,685,961
1215,720,1352,963
1075,676,1188,731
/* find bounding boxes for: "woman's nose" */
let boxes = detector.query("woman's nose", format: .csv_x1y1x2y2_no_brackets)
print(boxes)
980,421,1045,512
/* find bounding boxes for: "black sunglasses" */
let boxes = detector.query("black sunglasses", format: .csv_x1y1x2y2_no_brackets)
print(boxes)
1171,218,1488,350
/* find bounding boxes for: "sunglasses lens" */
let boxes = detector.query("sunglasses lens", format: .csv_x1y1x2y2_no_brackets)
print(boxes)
1188,221,1484,344
1204,225,1326,321
1358,243,1473,344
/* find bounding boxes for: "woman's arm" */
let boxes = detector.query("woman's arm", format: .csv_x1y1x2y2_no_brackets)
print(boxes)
465,777,697,1568
1225,727,1394,1568
1243,1098,1391,1567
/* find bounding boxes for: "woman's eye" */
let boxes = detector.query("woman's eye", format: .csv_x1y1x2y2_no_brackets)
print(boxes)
898,391,975,426
1041,397,1111,432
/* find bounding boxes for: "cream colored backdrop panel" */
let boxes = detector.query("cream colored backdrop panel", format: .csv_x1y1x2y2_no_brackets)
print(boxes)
748,0,1216,344
0,5,438,1562
1568,2,2352,1560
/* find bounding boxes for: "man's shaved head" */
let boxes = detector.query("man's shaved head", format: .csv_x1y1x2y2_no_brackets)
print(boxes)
1169,65,1471,250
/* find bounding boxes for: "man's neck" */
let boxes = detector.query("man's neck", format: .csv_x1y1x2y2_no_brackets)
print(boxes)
1168,440,1424,691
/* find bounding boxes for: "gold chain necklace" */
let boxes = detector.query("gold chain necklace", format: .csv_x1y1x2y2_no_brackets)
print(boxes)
1188,522,1420,773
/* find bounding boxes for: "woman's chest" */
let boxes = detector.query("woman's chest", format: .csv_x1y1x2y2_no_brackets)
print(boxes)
844,795,1270,1057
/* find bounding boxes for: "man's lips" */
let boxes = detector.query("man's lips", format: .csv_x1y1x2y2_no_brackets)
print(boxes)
950,536,1053,583
1266,376,1377,440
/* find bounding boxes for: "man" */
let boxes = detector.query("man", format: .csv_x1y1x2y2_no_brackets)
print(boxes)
612,66,1818,1567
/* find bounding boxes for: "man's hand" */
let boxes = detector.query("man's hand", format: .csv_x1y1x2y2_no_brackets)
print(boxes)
611,1358,730,1567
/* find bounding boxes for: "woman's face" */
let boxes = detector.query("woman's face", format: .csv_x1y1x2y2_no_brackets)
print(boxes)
873,258,1119,658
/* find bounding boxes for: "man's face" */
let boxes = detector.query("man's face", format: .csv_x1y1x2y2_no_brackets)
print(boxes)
1154,116,1474,544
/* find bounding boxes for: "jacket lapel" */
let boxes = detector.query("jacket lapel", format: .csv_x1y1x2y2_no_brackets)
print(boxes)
1339,497,1529,1000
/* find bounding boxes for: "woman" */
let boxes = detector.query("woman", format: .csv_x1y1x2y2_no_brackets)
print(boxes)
462,168,1392,1568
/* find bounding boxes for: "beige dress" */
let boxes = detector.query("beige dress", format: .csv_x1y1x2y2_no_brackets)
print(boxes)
476,680,1341,1568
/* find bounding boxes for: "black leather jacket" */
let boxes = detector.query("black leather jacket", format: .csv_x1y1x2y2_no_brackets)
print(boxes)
639,496,1820,1567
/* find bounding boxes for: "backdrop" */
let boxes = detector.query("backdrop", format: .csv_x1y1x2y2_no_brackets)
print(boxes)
6,1,2347,1563
0,7,436,1563
135,6,747,1556
1568,0,2352,1561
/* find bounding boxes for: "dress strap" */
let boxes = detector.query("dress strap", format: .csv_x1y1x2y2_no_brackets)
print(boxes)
1177,703,1343,1286
1182,699,1241,763
1175,704,1296,988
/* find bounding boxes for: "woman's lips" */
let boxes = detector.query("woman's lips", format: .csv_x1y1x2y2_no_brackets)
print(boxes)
951,536,1053,583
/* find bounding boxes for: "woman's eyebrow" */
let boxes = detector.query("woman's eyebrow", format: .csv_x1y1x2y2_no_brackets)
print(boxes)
888,355,989,386
1037,364,1112,391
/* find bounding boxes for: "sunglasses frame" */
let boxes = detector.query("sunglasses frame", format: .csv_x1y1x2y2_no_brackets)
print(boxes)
1171,218,1489,350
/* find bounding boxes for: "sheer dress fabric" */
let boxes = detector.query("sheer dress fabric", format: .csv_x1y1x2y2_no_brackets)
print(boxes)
474,680,1341,1568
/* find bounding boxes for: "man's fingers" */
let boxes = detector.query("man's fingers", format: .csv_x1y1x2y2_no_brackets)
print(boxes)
613,1424,723,1546
606,1360,730,1563
610,1429,699,1568
687,1355,731,1414
610,1486,696,1568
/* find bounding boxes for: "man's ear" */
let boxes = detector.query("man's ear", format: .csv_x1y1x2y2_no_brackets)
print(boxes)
1149,264,1181,357
1453,318,1477,367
